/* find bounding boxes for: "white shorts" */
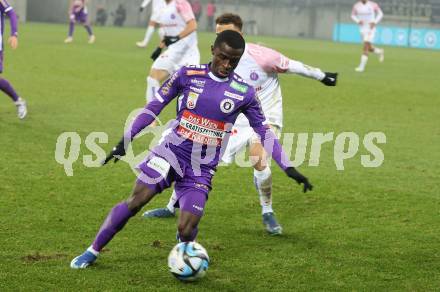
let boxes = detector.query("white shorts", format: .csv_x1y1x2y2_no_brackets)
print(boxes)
152,41,200,74
221,124,282,164
360,27,376,43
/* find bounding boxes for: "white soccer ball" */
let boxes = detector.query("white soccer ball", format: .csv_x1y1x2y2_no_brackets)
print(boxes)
168,241,209,281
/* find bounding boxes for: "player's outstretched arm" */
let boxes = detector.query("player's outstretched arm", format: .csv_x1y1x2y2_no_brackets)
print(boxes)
248,44,337,86
252,125,313,193
103,139,126,164
5,7,18,49
242,89,313,192
287,59,338,86
103,69,185,165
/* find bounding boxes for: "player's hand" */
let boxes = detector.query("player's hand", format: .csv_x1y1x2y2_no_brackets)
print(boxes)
151,47,162,60
102,139,126,165
139,7,144,12
321,72,338,86
70,14,75,21
8,36,18,50
163,35,180,47
369,22,376,29
285,167,313,193
358,20,364,26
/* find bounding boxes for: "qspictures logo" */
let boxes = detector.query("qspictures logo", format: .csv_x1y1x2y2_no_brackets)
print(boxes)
54,109,386,177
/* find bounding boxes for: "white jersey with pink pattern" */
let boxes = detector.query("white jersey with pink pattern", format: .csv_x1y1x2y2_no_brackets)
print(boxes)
351,1,383,29
233,43,325,128
157,0,197,47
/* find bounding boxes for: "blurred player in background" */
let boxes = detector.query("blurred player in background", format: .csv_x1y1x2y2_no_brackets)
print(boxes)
65,0,95,44
143,13,337,235
70,30,312,269
145,0,199,117
351,0,384,72
0,0,26,119
136,0,166,48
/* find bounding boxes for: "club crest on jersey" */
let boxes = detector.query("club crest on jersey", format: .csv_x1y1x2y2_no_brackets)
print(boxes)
224,91,244,101
250,72,259,81
186,92,199,109
230,80,248,93
220,99,235,114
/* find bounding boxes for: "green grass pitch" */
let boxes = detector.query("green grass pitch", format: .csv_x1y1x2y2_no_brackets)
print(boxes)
0,23,439,291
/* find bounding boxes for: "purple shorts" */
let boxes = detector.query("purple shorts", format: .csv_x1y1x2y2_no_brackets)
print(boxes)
73,11,88,23
136,153,211,217
173,184,208,217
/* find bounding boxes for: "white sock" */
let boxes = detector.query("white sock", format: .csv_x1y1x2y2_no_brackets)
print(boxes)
146,76,160,103
358,54,368,70
254,167,273,215
141,26,155,46
87,246,99,256
166,190,178,213
373,47,383,54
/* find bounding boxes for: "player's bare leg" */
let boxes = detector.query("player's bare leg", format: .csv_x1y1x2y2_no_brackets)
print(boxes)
145,69,169,127
177,211,201,242
249,142,282,235
369,43,384,63
70,182,158,269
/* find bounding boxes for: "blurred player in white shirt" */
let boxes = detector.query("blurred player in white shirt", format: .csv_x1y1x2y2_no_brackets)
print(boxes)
145,0,199,113
142,13,338,235
136,0,166,48
351,0,384,72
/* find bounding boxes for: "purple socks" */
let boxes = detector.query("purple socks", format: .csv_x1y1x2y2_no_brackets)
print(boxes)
68,21,75,37
92,202,134,252
0,78,19,102
84,25,93,36
69,23,93,37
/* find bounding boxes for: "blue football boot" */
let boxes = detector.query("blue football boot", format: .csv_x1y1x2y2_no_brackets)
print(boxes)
262,212,282,235
142,207,175,218
70,249,97,269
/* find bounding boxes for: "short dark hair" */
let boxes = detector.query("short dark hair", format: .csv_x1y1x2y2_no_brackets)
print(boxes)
214,30,245,50
215,13,243,31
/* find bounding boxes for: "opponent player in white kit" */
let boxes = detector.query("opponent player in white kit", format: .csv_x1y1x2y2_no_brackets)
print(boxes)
145,0,199,111
143,13,338,235
136,0,166,48
351,0,384,72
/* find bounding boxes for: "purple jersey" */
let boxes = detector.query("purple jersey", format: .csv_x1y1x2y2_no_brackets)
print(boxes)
129,64,291,187
0,0,17,51
71,0,88,22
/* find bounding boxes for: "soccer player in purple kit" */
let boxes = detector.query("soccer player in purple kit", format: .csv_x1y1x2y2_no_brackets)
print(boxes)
0,0,26,119
70,30,312,269
64,0,95,44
